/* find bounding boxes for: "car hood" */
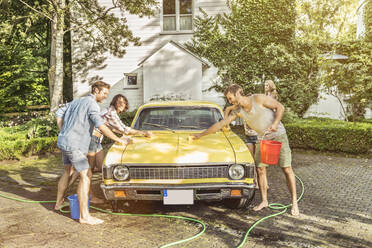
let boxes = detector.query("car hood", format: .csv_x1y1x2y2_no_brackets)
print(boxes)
117,132,236,164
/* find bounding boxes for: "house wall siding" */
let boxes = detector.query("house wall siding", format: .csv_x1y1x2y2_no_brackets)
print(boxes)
142,43,203,102
71,0,229,110
304,89,372,120
201,66,225,107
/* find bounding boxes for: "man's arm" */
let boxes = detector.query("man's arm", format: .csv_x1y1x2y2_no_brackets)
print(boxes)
98,124,129,145
110,126,151,137
190,114,238,140
256,94,285,132
224,105,239,119
55,103,69,131
56,117,64,131
88,103,127,145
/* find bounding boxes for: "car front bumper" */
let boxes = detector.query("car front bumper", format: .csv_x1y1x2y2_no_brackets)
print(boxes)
101,183,255,201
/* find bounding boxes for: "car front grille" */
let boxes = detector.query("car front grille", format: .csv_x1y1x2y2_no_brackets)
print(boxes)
129,166,228,179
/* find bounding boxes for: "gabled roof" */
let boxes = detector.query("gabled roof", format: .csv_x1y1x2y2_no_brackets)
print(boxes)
138,40,210,67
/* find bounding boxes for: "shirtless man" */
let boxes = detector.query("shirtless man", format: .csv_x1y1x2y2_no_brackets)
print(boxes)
190,84,299,216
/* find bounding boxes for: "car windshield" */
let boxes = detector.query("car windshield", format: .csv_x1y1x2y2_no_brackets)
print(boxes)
133,106,223,131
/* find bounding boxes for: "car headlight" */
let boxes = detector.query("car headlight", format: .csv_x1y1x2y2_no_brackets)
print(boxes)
228,164,245,180
113,165,129,181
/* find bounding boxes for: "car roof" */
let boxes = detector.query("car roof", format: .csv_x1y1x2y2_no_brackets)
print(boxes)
139,100,223,109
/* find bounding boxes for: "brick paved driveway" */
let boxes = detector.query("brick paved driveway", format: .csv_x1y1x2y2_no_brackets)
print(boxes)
0,151,371,248
244,152,372,248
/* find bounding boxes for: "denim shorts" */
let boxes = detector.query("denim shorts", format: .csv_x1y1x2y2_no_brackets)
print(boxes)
88,135,103,153
61,150,90,172
245,135,258,144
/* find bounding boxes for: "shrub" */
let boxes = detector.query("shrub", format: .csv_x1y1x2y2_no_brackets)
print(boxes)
0,114,59,160
286,119,372,154
119,109,137,126
232,118,372,154
360,118,372,124
0,111,47,127
0,137,57,160
25,113,59,139
282,108,299,124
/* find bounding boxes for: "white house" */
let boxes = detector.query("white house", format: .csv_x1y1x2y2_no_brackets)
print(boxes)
71,0,371,119
71,0,228,111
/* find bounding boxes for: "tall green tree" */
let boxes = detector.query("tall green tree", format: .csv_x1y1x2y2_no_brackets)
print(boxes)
296,0,359,43
305,0,372,122
188,0,320,116
363,0,372,41
0,0,49,112
18,0,158,111
319,0,372,122
320,41,372,123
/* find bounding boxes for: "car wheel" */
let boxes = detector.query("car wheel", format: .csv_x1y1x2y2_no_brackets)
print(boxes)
223,190,255,209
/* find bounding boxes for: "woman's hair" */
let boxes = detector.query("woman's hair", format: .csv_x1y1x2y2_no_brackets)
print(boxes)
265,80,278,99
110,94,129,113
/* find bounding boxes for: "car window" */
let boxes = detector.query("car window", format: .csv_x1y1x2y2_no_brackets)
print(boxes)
134,106,223,131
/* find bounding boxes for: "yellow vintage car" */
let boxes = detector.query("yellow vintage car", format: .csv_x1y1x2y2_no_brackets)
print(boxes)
101,101,255,211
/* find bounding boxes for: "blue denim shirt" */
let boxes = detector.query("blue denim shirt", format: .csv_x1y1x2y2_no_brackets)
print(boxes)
55,94,104,154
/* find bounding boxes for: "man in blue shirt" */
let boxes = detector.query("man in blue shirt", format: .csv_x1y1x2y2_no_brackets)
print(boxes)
55,81,126,225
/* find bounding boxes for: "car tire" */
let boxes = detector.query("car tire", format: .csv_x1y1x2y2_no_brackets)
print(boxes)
223,189,255,209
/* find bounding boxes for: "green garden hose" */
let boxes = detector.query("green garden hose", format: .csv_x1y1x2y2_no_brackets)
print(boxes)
237,174,305,248
0,191,205,248
0,175,304,248
0,192,55,203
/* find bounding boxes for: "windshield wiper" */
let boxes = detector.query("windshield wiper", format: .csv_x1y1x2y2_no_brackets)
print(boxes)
143,122,175,133
178,125,201,129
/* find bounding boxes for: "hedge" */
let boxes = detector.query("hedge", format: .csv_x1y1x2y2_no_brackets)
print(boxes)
286,119,372,154
0,137,58,160
0,110,138,160
0,116,58,160
232,118,372,154
1,115,371,160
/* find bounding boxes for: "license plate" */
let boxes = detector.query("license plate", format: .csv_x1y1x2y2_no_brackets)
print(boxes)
163,189,194,205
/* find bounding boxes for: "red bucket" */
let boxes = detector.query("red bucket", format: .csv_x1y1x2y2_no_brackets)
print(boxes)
260,140,282,165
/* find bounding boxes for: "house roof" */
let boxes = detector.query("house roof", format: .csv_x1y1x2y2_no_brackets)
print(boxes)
138,40,210,67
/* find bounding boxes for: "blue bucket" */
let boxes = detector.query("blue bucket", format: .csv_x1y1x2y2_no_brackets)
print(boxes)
67,194,90,220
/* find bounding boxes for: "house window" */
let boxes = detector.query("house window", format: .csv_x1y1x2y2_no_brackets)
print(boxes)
163,0,193,31
127,75,137,86
124,73,137,88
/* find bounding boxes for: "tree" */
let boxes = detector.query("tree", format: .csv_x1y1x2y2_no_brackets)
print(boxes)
296,0,358,44
319,0,372,123
295,0,360,120
363,0,372,41
18,0,158,111
0,0,49,112
320,41,372,123
187,0,320,116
